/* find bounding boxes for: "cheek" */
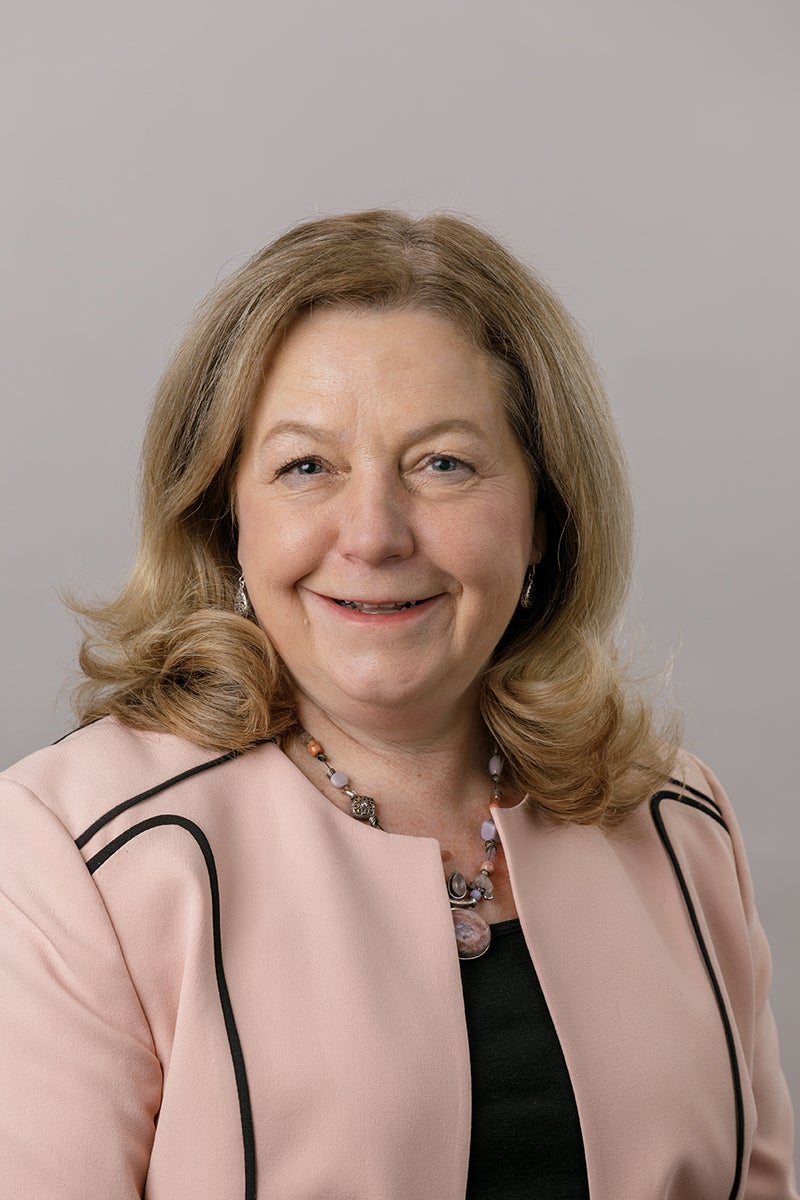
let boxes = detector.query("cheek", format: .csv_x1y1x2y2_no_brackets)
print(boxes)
235,495,268,573
457,495,532,567
236,495,279,577
236,496,326,590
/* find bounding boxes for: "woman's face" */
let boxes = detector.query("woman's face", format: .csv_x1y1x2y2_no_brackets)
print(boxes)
236,308,542,726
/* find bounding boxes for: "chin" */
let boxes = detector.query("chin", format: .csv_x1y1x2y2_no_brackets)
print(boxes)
308,665,454,718
344,678,435,711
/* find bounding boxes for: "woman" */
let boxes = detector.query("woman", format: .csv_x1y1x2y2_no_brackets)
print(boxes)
0,210,795,1199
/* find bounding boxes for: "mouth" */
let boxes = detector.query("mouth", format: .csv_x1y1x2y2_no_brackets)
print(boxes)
331,597,432,614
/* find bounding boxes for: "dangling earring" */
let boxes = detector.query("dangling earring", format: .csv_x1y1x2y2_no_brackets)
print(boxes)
520,564,536,609
234,575,250,617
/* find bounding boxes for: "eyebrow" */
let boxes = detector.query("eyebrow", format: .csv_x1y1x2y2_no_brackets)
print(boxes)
257,416,489,447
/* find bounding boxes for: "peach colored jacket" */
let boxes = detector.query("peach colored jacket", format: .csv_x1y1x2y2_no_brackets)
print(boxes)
0,717,796,1199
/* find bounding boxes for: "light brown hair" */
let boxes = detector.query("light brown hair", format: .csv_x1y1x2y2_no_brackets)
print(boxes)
73,209,677,824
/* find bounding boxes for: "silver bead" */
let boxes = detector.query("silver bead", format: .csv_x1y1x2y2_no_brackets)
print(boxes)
350,795,377,822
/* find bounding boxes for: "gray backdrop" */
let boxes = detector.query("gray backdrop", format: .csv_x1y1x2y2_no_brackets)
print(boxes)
3,0,798,1164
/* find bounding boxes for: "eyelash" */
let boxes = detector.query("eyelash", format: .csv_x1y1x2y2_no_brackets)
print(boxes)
273,452,474,480
275,455,328,478
425,454,473,473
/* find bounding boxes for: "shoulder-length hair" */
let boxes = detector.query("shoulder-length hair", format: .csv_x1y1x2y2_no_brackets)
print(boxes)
73,209,677,825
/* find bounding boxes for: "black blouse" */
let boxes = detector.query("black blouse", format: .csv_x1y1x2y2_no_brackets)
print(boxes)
459,918,590,1199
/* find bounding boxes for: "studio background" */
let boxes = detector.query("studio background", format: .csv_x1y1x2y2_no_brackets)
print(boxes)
3,0,798,1166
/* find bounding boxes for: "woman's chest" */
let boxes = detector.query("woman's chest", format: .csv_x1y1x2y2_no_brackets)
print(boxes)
90,789,750,1199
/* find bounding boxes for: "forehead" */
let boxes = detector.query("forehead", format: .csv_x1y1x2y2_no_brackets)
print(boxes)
248,307,510,430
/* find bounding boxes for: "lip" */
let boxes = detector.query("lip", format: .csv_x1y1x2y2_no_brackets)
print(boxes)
308,590,444,622
333,597,428,611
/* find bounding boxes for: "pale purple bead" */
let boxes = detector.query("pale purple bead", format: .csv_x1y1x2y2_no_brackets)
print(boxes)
480,818,497,841
470,888,482,900
329,770,349,788
489,754,503,777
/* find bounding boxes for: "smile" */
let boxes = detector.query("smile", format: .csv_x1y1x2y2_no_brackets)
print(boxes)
332,598,430,614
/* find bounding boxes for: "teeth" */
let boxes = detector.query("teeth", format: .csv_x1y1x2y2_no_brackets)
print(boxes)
359,603,410,614
334,599,423,613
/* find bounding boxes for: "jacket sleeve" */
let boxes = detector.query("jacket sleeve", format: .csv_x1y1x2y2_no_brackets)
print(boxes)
0,778,162,1199
692,757,798,1199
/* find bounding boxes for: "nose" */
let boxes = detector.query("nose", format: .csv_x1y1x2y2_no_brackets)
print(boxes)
335,468,415,566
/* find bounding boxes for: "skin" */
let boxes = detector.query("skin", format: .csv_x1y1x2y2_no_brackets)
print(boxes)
236,308,545,917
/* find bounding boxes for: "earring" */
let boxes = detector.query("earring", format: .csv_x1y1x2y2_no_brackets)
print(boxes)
234,575,250,617
520,564,536,609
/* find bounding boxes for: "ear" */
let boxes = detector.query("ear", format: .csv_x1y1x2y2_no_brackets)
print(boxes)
531,505,547,565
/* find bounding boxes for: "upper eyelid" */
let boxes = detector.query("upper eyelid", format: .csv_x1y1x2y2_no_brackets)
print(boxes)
421,452,474,469
274,454,330,477
272,451,476,479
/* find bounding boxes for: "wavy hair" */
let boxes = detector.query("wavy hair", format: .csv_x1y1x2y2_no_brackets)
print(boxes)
73,209,677,824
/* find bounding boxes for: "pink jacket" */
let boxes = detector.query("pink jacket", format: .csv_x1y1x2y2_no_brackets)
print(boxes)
0,717,796,1198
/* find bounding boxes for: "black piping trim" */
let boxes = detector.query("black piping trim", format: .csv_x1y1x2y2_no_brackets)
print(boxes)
87,814,256,1200
650,793,744,1200
51,716,104,746
668,775,722,815
75,751,240,850
654,788,729,831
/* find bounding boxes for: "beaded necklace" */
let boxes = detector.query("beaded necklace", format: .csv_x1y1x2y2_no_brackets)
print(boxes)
299,730,504,960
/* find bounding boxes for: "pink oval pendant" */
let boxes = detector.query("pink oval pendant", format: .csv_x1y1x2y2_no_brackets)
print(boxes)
452,908,491,960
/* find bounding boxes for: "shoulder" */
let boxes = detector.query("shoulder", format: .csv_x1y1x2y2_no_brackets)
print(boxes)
629,748,759,929
646,749,752,905
0,718,242,842
635,750,769,1038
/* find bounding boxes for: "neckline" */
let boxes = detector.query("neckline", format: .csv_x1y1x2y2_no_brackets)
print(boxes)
486,917,523,935
271,739,533,843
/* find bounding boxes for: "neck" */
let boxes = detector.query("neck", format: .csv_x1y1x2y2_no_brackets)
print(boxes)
285,692,522,930
289,693,495,831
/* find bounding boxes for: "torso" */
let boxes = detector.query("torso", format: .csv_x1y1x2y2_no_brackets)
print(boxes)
0,722,774,1199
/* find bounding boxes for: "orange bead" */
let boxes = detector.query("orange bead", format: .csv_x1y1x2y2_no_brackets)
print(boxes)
480,861,495,875
306,740,323,756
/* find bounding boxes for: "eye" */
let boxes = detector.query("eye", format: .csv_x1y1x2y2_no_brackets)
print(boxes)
274,456,330,483
424,454,473,476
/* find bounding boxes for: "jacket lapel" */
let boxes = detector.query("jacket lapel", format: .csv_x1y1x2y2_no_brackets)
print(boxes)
494,799,741,1199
